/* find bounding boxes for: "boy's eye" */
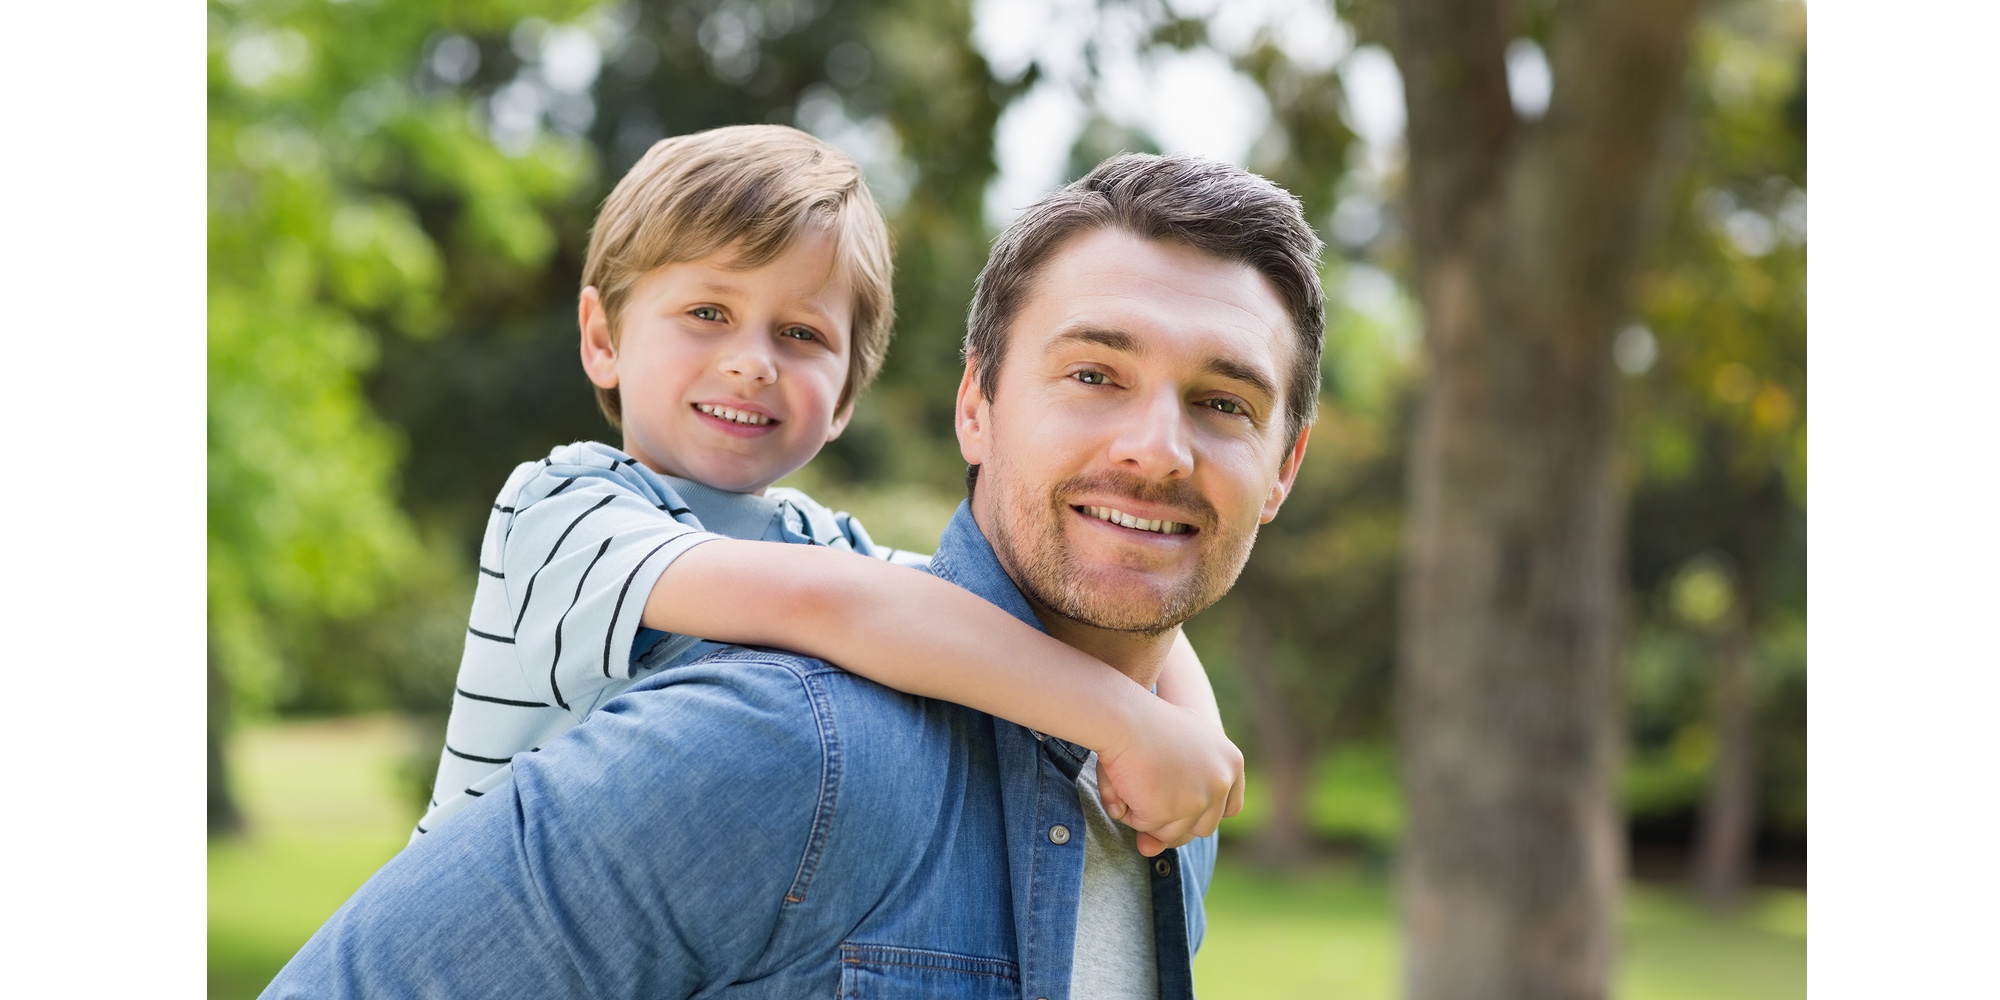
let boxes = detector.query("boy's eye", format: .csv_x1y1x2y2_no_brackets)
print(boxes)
690,306,723,322
1073,370,1110,386
1204,397,1248,416
779,326,819,342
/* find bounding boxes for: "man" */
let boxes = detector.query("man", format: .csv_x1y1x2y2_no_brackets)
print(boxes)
263,152,1324,1000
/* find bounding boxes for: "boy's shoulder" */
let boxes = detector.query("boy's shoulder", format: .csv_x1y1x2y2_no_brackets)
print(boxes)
763,486,934,569
494,441,681,515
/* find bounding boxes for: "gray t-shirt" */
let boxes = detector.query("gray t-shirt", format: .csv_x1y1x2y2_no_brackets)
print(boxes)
1070,751,1161,999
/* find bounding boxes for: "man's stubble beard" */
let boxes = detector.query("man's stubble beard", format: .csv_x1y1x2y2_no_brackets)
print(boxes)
980,447,1260,638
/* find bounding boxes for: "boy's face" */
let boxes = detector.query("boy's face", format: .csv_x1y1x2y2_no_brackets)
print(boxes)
580,230,854,493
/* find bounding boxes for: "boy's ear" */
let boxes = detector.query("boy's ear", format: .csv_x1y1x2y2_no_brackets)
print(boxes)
954,359,989,467
825,400,854,443
579,286,620,390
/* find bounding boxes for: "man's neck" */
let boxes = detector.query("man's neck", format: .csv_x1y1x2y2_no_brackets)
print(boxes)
1029,604,1177,690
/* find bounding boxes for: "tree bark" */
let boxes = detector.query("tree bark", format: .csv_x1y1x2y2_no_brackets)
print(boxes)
1391,0,1703,997
1691,601,1758,909
1235,604,1314,866
209,644,245,836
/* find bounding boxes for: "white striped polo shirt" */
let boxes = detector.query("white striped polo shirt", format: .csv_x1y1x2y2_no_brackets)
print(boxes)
413,441,927,839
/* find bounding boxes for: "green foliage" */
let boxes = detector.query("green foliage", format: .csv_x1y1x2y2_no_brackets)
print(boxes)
1620,0,1807,841
207,0,596,719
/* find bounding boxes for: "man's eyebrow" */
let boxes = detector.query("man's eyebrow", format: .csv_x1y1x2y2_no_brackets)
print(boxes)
1202,356,1280,402
1046,326,1139,353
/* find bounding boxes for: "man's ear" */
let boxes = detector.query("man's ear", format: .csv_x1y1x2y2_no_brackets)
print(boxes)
954,359,989,467
1259,424,1312,524
579,286,620,390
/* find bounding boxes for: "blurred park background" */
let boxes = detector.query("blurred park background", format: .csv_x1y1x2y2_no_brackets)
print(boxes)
207,0,1804,996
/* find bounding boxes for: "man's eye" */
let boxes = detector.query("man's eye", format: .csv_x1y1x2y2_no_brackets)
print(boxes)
780,326,819,342
1073,370,1110,386
690,306,723,322
1204,397,1248,416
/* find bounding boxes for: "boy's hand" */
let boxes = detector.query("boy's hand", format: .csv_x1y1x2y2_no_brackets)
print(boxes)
1094,700,1245,857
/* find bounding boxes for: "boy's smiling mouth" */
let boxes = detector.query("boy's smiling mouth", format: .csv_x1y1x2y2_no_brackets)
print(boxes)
694,402,776,427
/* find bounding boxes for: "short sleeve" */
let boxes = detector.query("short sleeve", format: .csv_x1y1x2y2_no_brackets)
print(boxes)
500,452,721,719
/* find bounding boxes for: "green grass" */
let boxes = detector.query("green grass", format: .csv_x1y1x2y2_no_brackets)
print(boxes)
1195,864,1804,1000
211,717,1804,1000
208,715,420,999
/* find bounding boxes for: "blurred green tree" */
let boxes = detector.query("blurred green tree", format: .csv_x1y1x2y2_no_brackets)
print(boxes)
207,0,595,831
1622,0,1807,910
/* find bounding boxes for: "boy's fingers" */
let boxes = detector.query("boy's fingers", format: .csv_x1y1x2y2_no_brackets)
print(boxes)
1097,759,1128,821
1135,831,1167,857
1225,774,1246,818
1191,802,1222,841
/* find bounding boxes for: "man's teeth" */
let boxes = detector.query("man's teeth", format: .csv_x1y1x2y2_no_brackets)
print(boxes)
1082,505,1190,535
696,403,770,426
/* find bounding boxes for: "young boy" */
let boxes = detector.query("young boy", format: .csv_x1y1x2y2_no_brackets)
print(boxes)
418,125,1242,857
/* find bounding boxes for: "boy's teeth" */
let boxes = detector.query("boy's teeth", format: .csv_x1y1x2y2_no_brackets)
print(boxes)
1082,505,1189,535
697,404,770,426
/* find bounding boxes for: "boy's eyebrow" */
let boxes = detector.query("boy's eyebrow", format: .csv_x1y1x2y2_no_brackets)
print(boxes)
1047,325,1280,402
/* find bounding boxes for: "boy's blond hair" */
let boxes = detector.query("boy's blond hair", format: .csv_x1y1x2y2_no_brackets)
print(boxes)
581,125,895,427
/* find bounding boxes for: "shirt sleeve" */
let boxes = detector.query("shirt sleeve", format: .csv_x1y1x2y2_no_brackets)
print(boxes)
259,657,834,1000
500,457,721,720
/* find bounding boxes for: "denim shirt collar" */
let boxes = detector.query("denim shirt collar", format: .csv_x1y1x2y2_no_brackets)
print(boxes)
929,499,1045,636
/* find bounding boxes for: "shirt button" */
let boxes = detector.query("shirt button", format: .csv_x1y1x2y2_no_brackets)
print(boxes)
1048,824,1071,845
1153,857,1173,877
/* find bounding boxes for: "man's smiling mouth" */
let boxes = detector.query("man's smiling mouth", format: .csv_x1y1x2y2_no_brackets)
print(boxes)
1078,504,1193,535
694,403,773,426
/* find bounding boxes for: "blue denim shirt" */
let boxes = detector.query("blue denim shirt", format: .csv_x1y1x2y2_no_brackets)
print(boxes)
264,501,1216,999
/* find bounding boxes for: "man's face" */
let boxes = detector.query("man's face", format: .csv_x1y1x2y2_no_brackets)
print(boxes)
956,227,1310,635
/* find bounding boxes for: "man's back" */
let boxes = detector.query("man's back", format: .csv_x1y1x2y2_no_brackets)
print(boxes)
264,504,1213,1000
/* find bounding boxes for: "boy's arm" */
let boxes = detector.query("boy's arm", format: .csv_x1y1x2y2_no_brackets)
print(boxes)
1156,631,1225,730
1096,631,1244,848
645,539,1243,855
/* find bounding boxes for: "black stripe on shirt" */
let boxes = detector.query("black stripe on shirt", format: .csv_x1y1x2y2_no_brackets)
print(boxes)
446,745,512,765
468,627,515,644
479,565,504,579
606,539,676,679
464,787,485,797
493,503,516,513
549,536,613,712
546,476,577,498
656,505,693,516
513,494,617,634
455,687,548,708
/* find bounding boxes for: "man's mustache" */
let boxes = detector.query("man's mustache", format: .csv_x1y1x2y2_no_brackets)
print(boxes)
1052,470,1217,530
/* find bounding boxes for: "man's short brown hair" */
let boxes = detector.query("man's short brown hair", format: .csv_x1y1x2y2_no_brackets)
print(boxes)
964,153,1325,447
581,125,895,426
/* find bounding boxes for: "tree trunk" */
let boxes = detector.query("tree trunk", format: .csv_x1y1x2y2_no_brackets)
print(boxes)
1390,0,1703,997
208,644,245,836
1691,602,1758,909
1235,604,1314,866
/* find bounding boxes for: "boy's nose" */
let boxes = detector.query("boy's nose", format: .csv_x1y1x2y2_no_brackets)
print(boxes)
719,336,778,384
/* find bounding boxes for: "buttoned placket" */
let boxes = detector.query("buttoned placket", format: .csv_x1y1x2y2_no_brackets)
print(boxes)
1014,729,1198,1000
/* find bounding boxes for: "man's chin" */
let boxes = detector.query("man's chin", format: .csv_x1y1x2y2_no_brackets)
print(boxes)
1031,568,1205,636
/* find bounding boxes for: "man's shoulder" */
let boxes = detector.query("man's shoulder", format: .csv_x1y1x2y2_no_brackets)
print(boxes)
609,645,973,803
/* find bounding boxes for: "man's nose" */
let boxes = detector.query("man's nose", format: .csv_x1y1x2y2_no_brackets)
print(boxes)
1106,386,1194,480
719,331,778,385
